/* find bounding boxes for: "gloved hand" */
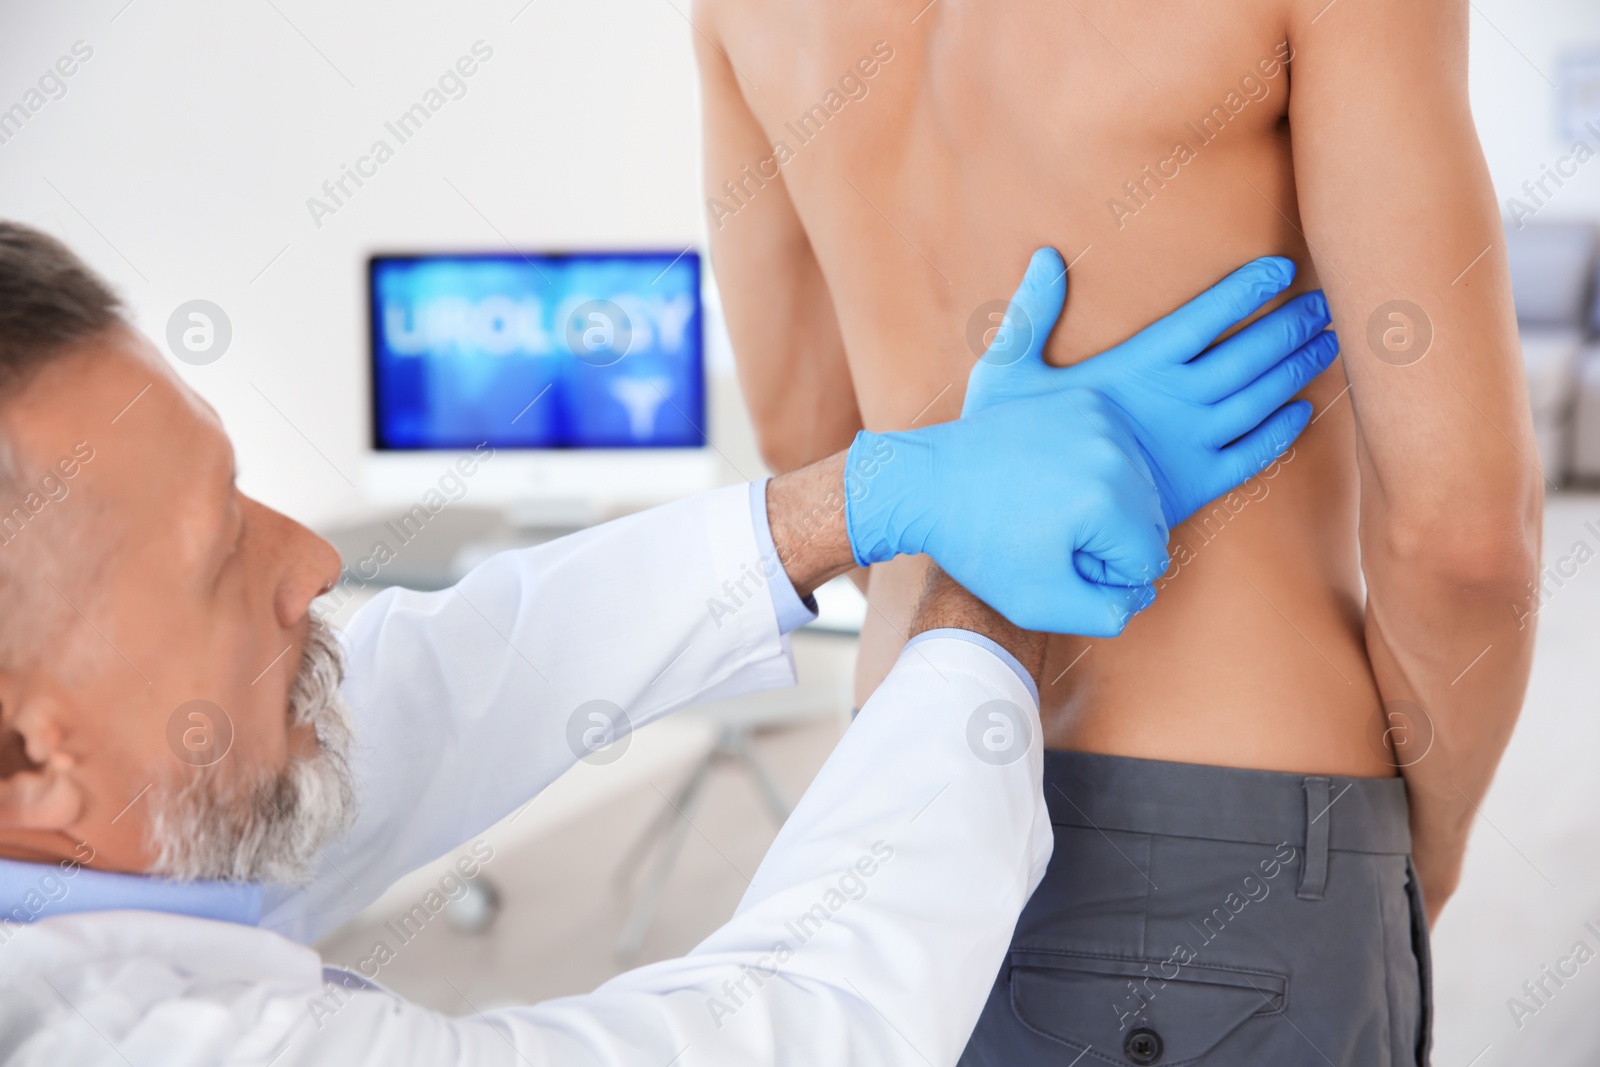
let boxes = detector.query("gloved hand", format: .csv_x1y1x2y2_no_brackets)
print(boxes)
846,388,1169,636
843,250,1335,636
963,249,1338,528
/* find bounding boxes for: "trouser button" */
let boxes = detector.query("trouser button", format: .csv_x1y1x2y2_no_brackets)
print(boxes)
1125,1027,1163,1065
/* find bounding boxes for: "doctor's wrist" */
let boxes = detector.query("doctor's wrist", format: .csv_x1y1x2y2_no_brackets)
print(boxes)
909,566,1046,684
766,452,858,600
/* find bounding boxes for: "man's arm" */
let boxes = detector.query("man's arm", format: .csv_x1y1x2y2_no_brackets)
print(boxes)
266,455,1030,942
693,11,863,473
263,486,810,942
284,572,1052,1067
1288,0,1543,919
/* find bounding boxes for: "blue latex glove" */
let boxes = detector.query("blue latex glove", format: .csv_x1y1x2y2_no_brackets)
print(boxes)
964,249,1338,528
843,250,1333,635
845,388,1168,636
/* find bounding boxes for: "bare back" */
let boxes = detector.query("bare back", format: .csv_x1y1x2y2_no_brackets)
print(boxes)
699,0,1443,778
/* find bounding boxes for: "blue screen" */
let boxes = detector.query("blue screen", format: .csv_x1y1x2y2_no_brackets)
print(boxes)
369,251,705,450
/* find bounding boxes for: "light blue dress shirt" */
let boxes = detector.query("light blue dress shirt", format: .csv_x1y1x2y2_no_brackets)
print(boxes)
0,855,261,926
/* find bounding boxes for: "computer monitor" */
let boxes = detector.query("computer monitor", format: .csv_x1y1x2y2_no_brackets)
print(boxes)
364,250,718,519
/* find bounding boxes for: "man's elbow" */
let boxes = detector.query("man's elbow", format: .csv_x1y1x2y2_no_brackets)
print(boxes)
1372,498,1541,599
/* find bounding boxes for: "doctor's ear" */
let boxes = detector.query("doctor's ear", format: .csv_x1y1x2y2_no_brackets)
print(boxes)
0,672,83,833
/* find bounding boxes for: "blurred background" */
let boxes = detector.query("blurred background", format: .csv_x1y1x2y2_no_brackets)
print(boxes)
3,1,1600,1063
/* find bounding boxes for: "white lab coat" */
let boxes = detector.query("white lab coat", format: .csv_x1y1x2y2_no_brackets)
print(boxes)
0,485,1053,1066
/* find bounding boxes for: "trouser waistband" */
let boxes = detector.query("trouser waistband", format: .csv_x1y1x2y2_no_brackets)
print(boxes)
1044,749,1411,869
1044,750,1411,901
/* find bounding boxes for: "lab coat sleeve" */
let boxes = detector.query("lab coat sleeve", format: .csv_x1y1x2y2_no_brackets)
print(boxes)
261,485,802,944
277,634,1052,1067
593,634,1054,1065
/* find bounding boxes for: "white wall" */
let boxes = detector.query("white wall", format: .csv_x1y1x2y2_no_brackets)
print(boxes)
1469,0,1600,222
0,0,709,527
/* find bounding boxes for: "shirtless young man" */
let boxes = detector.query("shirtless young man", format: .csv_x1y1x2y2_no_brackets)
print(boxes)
694,1,1541,1063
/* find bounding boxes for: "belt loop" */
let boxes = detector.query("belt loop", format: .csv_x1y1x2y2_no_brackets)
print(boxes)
1299,776,1331,901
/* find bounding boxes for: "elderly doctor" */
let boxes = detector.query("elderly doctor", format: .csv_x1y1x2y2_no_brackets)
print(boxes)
0,224,1335,1065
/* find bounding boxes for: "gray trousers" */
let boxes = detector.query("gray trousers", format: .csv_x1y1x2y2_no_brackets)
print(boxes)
959,751,1431,1067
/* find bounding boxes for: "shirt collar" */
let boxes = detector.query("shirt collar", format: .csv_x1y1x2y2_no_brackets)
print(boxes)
0,856,263,927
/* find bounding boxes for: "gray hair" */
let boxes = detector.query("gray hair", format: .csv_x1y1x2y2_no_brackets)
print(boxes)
0,221,124,661
0,220,123,398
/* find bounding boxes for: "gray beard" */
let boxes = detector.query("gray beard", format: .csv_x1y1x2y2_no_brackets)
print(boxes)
147,616,357,884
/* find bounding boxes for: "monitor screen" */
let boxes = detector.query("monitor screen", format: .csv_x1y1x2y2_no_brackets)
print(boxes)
369,251,705,450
